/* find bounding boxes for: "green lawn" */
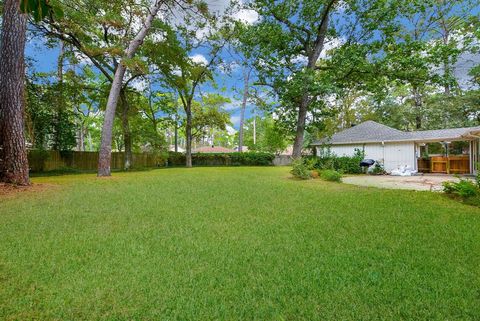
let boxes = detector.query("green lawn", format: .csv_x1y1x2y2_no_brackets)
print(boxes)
1,167,479,320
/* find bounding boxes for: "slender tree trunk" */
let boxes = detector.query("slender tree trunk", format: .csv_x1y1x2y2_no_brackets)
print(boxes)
174,113,178,153
77,121,85,151
98,64,127,176
120,90,132,170
238,67,251,152
253,108,256,145
0,0,29,185
53,41,65,150
412,87,423,130
97,0,164,176
185,105,193,168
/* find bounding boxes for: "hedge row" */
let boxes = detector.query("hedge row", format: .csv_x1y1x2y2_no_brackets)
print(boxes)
168,152,275,166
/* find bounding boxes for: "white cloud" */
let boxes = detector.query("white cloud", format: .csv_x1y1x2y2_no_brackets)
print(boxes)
73,51,91,66
234,9,259,25
130,78,148,91
190,54,208,65
172,67,182,76
319,37,345,59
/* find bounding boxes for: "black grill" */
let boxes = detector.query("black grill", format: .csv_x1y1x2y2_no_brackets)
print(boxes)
360,159,375,167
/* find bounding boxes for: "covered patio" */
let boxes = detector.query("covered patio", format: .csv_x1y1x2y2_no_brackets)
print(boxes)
415,128,480,175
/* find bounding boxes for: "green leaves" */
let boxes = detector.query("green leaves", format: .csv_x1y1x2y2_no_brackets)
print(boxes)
20,0,63,21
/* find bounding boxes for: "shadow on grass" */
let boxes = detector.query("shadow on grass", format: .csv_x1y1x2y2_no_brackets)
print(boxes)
29,166,165,177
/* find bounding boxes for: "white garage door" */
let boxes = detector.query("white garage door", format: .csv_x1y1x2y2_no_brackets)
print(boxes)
384,143,415,172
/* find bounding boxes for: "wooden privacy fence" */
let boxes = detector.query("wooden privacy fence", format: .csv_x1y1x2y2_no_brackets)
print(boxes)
28,150,164,172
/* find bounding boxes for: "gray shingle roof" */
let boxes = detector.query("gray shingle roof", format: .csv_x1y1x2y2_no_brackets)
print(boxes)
313,121,480,145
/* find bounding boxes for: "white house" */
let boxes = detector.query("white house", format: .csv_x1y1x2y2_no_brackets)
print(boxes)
312,121,480,175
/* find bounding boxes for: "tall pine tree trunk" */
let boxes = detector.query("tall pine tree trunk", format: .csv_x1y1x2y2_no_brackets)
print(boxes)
97,0,163,176
0,0,29,185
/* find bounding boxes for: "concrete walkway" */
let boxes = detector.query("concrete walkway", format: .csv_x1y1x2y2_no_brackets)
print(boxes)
343,174,468,191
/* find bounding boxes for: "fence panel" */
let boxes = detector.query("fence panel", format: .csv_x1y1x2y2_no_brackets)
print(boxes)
28,150,163,172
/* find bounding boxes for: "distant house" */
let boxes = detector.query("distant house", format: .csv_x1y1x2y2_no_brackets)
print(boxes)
192,146,235,153
312,121,480,174
168,145,185,153
234,146,249,152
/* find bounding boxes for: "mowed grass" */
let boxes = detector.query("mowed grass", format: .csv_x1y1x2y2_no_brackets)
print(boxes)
1,167,480,320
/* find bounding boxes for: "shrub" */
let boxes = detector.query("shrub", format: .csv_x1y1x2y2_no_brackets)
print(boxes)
228,152,275,166
319,169,342,182
310,170,319,179
443,179,479,199
167,152,275,167
167,152,186,166
290,158,311,179
315,148,364,174
369,162,386,175
304,157,318,170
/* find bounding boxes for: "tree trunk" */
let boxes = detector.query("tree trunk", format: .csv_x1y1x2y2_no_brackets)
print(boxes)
292,95,309,158
412,87,423,130
53,40,65,150
97,0,164,176
98,64,127,176
253,107,256,145
185,105,193,168
238,67,251,152
0,0,29,185
120,90,132,170
77,122,85,151
174,113,178,153
291,7,331,159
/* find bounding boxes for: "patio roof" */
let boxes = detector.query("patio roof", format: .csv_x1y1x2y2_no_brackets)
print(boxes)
313,121,480,145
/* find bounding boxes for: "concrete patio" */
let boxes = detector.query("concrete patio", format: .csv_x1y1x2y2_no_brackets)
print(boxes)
343,174,471,191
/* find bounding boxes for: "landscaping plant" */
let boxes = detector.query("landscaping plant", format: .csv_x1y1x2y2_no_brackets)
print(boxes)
319,169,342,182
443,178,480,207
290,158,311,179
316,149,365,174
369,162,386,175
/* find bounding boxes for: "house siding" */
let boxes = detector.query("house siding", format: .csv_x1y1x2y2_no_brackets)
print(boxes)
321,142,415,172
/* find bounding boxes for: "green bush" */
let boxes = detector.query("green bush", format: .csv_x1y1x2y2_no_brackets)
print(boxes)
167,152,186,166
315,148,365,174
167,152,275,167
228,152,275,166
369,162,386,175
290,158,311,180
443,179,479,205
319,169,342,182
